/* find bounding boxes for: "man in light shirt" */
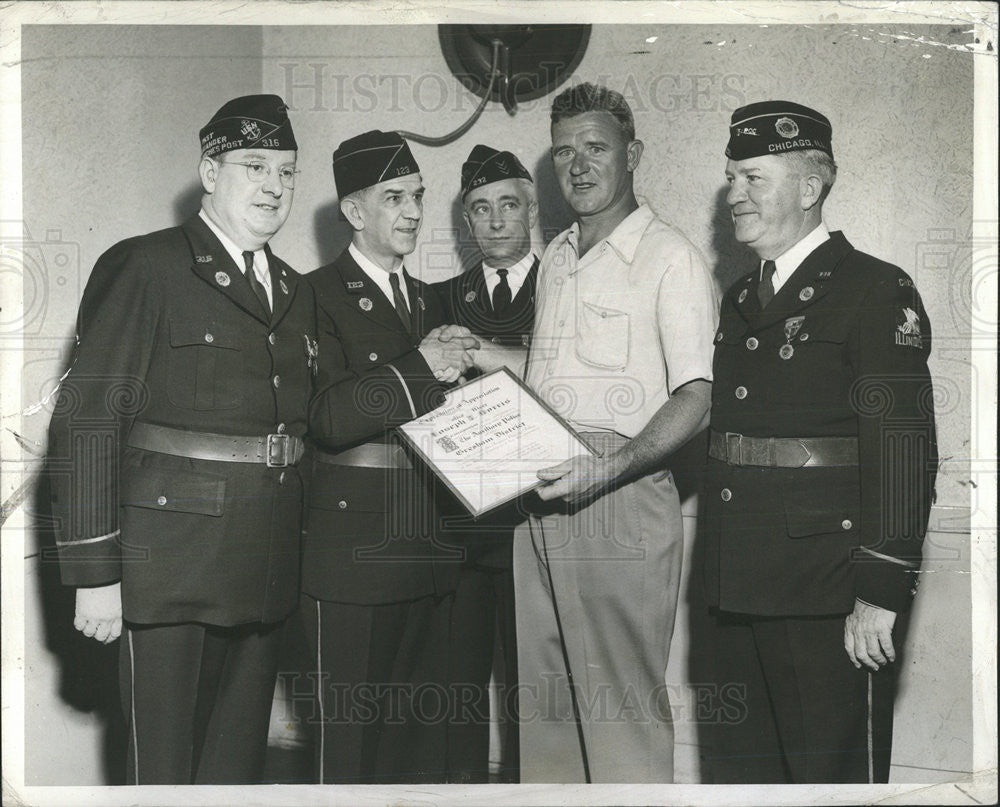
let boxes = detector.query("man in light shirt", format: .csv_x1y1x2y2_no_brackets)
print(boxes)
703,100,937,783
513,82,718,783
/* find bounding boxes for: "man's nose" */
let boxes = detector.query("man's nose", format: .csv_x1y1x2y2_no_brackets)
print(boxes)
261,168,284,196
726,181,746,206
402,196,422,219
570,151,589,175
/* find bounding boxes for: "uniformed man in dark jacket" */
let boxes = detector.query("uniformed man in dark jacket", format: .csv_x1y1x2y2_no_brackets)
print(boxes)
47,95,314,784
432,144,540,782
302,130,479,784
703,101,937,783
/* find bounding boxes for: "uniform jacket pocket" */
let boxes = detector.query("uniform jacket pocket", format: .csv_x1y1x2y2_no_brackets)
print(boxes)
575,301,629,370
782,478,859,538
167,320,243,411
122,466,227,517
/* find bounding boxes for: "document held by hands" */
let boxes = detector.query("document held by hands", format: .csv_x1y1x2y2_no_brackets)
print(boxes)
396,368,595,517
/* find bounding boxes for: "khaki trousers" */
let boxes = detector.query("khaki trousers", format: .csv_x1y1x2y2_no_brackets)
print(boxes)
513,433,683,783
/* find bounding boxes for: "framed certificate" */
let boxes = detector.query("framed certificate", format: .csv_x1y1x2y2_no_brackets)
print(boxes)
396,367,596,517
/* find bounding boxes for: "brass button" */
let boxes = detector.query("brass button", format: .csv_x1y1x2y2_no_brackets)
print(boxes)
715,332,724,343
276,423,286,434
204,333,214,343
156,495,167,506
735,386,748,399
369,352,378,361
268,333,276,345
338,500,348,510
272,375,281,388
799,333,809,341
841,519,853,530
279,471,286,485
746,337,758,350
720,488,732,502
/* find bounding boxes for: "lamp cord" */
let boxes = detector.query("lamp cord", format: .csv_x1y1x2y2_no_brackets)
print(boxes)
396,39,503,147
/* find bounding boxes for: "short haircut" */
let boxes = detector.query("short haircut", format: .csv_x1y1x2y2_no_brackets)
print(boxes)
782,149,838,201
550,82,636,141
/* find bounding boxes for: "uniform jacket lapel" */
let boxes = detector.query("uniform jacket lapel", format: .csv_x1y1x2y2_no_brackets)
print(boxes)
334,250,411,335
182,215,271,326
746,232,855,333
265,244,299,330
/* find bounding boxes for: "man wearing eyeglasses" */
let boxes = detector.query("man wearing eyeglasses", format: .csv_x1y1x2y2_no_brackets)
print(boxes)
47,94,315,784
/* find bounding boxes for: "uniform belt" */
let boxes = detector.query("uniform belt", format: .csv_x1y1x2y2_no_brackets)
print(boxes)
314,442,412,469
127,422,305,467
708,430,858,468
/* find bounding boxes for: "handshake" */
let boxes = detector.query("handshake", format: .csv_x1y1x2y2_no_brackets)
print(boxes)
418,324,482,383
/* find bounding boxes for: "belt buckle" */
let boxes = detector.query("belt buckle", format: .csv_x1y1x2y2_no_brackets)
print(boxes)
725,432,742,465
266,433,290,468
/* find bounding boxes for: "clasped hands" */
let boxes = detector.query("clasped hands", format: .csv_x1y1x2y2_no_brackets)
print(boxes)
418,324,481,383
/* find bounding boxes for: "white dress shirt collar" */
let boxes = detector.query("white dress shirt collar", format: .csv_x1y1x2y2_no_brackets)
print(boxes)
764,222,830,294
482,250,537,299
349,242,410,308
199,209,271,305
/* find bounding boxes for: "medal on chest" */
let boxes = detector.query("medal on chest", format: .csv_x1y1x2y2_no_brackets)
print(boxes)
780,316,805,360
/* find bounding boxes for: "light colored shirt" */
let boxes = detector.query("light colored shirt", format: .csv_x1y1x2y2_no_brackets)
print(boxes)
198,208,272,307
482,251,537,301
526,204,719,438
349,242,411,311
763,222,830,294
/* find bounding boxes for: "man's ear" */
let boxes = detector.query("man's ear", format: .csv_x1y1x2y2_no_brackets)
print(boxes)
800,173,824,211
199,157,217,194
340,196,364,231
527,198,539,229
626,139,644,173
461,209,472,235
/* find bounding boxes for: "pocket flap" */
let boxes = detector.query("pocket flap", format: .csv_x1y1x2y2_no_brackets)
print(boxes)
782,480,859,537
169,320,242,350
123,468,227,517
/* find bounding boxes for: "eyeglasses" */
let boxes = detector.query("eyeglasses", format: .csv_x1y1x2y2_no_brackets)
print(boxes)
218,160,300,189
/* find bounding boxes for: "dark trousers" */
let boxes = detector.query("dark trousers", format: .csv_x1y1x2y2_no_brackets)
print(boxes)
447,561,520,783
119,620,283,784
299,592,452,784
707,611,899,783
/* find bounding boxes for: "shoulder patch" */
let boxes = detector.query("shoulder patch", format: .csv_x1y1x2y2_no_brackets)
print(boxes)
895,307,924,348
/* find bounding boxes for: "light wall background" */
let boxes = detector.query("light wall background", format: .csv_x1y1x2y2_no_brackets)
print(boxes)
18,23,975,785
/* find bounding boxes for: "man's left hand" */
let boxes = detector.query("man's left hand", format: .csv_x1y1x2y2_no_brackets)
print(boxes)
844,600,897,670
535,452,623,506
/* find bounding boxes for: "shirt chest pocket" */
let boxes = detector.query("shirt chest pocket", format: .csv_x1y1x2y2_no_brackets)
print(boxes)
167,320,244,411
575,301,629,371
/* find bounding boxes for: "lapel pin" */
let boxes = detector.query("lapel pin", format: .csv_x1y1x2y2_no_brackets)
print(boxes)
214,271,231,287
737,289,748,303
417,296,425,311
347,280,364,290
359,297,373,311
279,279,289,295
465,290,477,303
799,286,814,301
779,344,795,360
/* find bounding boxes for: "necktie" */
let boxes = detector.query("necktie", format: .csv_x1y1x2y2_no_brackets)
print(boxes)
758,259,777,308
242,251,270,315
388,272,411,333
492,268,512,317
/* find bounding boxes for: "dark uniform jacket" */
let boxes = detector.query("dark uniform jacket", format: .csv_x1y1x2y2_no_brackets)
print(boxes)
48,214,316,626
433,255,538,347
702,231,937,617
305,249,463,605
431,257,538,568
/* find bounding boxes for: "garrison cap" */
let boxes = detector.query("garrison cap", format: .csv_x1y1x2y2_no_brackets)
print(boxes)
726,101,833,160
333,130,420,198
460,144,533,198
200,94,297,158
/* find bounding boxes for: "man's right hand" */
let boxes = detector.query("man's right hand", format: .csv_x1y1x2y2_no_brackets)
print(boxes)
75,582,123,644
419,325,479,383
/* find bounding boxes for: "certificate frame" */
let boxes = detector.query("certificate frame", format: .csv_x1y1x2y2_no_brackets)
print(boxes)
396,367,596,517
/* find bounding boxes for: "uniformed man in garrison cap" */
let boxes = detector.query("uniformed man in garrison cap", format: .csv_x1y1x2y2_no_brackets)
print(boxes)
302,130,479,784
47,94,315,784
432,144,541,782
703,101,938,783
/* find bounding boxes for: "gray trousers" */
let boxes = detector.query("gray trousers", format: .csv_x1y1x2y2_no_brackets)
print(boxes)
513,433,683,783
